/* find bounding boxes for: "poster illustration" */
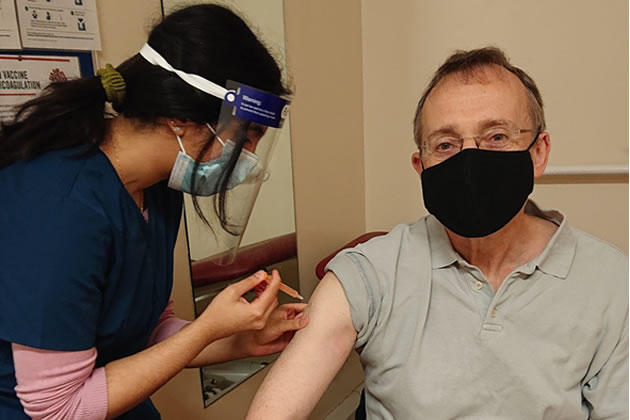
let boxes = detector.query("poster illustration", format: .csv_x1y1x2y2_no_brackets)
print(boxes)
16,0,101,50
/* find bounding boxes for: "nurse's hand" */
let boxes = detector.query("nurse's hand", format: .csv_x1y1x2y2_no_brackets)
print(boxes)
198,269,283,342
235,303,309,357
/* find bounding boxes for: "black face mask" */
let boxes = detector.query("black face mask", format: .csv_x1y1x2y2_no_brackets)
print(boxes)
420,137,537,238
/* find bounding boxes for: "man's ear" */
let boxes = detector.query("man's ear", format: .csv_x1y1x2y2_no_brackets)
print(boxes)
531,132,551,179
412,151,424,176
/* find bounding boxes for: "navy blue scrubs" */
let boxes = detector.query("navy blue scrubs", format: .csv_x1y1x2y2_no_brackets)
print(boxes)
0,146,183,419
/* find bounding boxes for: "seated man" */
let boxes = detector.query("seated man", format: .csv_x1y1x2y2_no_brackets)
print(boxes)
246,47,628,420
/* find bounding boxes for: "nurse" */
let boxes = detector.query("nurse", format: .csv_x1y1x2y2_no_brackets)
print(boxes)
0,4,305,420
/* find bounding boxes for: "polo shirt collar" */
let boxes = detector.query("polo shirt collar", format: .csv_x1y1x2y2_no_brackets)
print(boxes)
524,200,577,279
425,199,577,278
426,214,459,269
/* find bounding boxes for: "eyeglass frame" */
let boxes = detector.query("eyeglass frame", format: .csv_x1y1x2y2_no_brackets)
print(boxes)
419,125,540,165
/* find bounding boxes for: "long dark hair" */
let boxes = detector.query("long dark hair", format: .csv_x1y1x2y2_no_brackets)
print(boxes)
0,4,290,231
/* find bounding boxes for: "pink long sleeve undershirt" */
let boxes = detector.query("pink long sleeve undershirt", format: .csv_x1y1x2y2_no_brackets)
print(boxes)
12,300,191,420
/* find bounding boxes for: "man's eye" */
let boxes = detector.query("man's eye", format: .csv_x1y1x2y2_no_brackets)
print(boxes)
490,133,508,141
437,142,454,150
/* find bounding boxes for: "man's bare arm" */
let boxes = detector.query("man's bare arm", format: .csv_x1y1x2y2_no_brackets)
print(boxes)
246,272,357,420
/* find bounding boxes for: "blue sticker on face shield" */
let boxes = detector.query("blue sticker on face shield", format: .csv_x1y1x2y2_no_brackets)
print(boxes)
226,84,289,128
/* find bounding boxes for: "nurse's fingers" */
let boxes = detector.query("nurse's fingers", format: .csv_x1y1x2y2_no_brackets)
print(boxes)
229,270,269,297
260,297,279,327
253,282,268,294
275,315,310,334
279,303,308,319
251,269,282,312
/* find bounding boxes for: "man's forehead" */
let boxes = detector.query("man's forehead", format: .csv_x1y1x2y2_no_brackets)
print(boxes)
422,65,531,130
430,64,521,98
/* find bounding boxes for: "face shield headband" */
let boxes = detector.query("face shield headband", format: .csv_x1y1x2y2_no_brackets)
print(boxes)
139,43,289,133
139,43,232,102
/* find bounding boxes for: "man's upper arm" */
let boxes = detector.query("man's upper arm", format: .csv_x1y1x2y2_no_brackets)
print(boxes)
247,272,357,420
582,310,629,419
581,249,629,419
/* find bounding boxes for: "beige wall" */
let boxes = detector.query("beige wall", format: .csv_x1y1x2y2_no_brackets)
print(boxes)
285,0,368,298
361,0,628,252
95,0,162,68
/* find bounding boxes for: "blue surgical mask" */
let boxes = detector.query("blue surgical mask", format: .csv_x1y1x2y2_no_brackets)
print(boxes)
167,124,259,196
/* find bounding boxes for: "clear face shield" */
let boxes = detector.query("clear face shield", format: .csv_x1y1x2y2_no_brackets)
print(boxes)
189,81,290,265
139,43,291,265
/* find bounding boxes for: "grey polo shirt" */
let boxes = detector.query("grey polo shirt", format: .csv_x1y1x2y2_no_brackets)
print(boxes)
326,201,628,420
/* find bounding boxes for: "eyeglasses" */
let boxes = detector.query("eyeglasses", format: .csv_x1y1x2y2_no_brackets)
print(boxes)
421,126,536,162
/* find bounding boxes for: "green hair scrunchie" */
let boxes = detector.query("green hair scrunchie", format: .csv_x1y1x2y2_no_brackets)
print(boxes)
97,63,126,108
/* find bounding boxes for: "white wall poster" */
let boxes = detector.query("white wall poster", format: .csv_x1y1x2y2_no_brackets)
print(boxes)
0,0,22,49
16,0,101,50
